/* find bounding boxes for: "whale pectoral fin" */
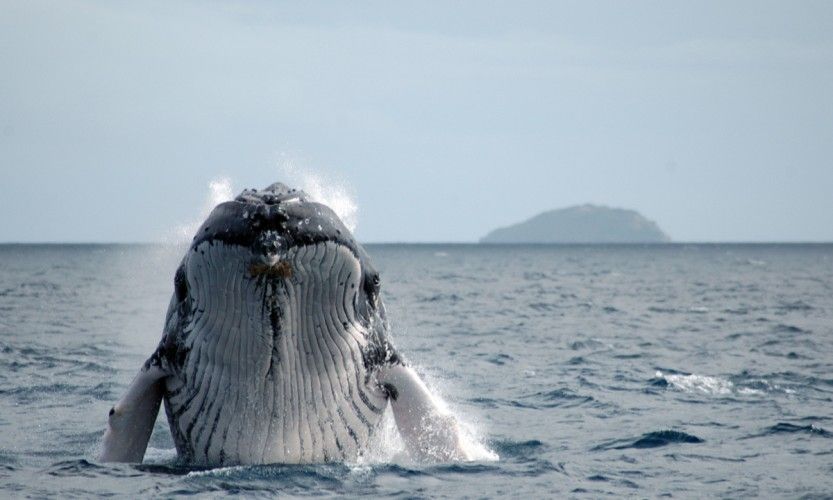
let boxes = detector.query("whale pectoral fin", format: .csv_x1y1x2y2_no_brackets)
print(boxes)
377,363,471,462
100,362,166,463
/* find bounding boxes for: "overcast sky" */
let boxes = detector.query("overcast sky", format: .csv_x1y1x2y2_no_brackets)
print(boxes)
1,1,831,242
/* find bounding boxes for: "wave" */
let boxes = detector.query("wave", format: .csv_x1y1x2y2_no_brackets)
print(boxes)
651,371,800,397
592,430,704,451
743,423,832,440
487,439,563,478
652,371,733,395
766,422,831,437
522,389,598,409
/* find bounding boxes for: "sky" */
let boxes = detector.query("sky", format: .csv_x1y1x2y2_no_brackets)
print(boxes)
1,1,832,243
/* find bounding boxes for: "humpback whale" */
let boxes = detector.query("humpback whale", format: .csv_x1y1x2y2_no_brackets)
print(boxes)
101,182,473,465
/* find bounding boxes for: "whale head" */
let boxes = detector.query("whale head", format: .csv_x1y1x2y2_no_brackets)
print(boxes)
160,182,393,384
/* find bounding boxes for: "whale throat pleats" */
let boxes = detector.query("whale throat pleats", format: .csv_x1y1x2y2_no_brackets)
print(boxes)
162,241,388,465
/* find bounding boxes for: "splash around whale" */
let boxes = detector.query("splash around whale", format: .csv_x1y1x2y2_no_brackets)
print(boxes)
101,182,491,465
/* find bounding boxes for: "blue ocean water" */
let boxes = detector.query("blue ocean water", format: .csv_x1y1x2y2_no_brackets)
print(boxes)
0,243,831,497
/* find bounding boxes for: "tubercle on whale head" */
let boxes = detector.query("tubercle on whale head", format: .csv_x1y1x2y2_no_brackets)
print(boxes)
190,182,360,257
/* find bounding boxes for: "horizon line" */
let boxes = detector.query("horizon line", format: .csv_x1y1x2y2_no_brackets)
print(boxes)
1,240,832,246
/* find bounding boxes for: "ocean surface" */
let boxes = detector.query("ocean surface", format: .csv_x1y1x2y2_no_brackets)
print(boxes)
0,243,831,498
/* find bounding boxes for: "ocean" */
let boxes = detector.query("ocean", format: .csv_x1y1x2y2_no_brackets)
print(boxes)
0,243,831,498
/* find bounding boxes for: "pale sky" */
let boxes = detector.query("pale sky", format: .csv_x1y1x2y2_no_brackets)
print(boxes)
1,1,832,242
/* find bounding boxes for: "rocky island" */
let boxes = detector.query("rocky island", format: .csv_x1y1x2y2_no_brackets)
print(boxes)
480,204,670,243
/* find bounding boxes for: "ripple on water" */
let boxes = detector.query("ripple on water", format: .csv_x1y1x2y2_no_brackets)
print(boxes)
488,439,564,478
468,397,535,409
772,323,809,334
523,389,597,409
592,430,704,451
483,353,514,366
774,300,814,312
743,423,832,440
568,339,608,350
0,464,16,480
491,439,547,460
46,459,142,479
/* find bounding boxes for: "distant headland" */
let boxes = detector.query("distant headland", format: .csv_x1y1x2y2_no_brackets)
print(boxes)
479,204,670,243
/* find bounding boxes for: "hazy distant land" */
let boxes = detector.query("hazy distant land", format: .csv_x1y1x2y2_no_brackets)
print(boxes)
480,204,670,243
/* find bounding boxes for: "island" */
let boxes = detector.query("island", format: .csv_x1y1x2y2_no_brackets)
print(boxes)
479,204,670,243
